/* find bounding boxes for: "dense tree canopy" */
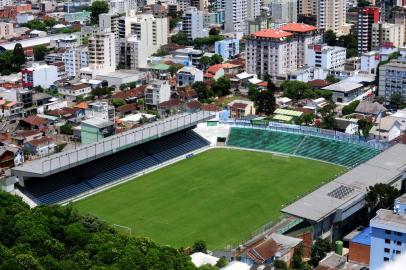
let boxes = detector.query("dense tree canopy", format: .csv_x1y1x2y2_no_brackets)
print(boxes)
12,43,26,70
366,183,400,214
281,81,333,101
342,100,360,115
90,1,109,25
310,238,332,266
33,45,49,61
0,191,203,270
23,19,47,31
323,30,337,46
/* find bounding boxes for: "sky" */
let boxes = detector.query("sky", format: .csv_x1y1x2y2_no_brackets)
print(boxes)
379,253,406,270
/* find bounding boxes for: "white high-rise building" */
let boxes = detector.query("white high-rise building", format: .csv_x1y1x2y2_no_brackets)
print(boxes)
306,44,346,70
108,0,137,15
119,35,148,69
99,13,120,57
224,0,260,33
270,0,297,24
117,13,168,57
81,31,116,78
182,7,208,41
372,22,405,49
316,0,347,35
63,46,90,78
0,0,12,9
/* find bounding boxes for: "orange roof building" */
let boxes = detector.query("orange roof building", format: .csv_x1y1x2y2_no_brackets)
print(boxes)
252,29,293,39
280,23,318,33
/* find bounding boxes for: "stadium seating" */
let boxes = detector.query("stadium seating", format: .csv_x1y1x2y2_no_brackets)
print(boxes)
227,127,303,154
227,127,380,167
22,130,210,205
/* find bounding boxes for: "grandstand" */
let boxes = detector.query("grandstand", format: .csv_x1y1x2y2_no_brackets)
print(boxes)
226,127,381,167
8,112,214,205
20,130,209,205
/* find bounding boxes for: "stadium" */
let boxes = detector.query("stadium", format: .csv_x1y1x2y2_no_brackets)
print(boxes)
6,111,406,250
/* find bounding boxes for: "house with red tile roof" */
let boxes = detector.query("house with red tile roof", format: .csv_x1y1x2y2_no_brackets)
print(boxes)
24,136,55,156
20,115,49,130
204,64,225,82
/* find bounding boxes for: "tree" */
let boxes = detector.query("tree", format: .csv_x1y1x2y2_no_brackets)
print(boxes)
338,34,358,58
209,28,220,36
254,90,276,116
169,16,182,31
216,257,227,268
320,113,337,130
342,100,360,115
266,79,278,93
357,0,370,7
325,74,340,84
90,1,109,25
192,81,214,102
192,240,207,253
212,76,231,96
303,113,315,125
366,183,400,214
324,30,337,46
168,64,182,77
12,43,25,70
111,98,126,108
60,123,74,135
390,92,403,109
281,80,312,101
357,118,373,138
171,31,188,45
33,45,49,61
44,17,57,28
291,243,305,269
23,19,46,31
273,259,287,270
248,83,259,100
310,238,332,266
210,54,223,65
199,56,211,70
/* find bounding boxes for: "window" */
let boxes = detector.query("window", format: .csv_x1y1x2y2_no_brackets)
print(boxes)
385,230,392,234
384,257,389,262
385,239,390,244
396,241,401,246
396,232,403,236
395,250,401,255
384,248,390,253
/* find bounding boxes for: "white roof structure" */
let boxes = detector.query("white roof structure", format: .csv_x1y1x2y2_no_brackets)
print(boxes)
221,261,250,270
248,78,262,84
322,81,364,93
120,113,156,123
236,72,255,80
282,144,406,222
190,252,219,267
0,34,70,50
53,24,66,29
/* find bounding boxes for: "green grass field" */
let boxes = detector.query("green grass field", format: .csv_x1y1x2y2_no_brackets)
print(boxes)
74,149,343,250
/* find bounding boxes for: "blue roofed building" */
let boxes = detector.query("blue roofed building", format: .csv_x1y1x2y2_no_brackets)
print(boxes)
348,227,371,266
369,194,406,270
215,39,239,60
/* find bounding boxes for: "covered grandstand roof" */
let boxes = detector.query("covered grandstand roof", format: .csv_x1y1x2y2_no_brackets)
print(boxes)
11,111,214,178
282,144,406,222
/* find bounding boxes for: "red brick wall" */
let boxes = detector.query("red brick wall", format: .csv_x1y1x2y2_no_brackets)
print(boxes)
348,242,370,265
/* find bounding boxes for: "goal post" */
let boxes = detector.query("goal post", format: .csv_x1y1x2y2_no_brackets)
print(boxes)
113,224,132,236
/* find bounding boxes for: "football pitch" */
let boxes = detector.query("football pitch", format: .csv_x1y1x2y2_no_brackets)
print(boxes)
74,148,344,250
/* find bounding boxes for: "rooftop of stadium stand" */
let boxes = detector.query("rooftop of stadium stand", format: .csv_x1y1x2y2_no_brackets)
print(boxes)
282,143,406,222
11,111,214,178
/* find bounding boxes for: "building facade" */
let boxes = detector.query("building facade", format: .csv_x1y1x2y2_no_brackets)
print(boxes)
0,22,13,38
357,7,380,54
224,0,260,33
63,46,89,78
306,44,346,70
21,64,58,89
86,31,116,76
316,0,347,34
369,194,406,270
214,39,240,60
378,60,406,102
269,0,297,24
145,79,171,106
182,7,208,41
371,22,405,49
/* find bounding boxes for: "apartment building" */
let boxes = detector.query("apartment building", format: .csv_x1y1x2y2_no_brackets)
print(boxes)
246,23,322,80
269,0,297,24
378,60,406,102
357,7,380,54
0,0,12,9
372,22,405,49
298,0,316,16
145,80,171,106
280,23,322,68
0,22,13,38
21,63,58,89
99,13,120,56
224,0,260,33
109,0,137,15
306,44,346,70
176,66,204,86
119,35,148,69
81,31,116,78
215,38,240,60
245,29,297,80
369,194,406,270
63,46,89,78
118,13,168,57
316,0,347,35
182,7,208,41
